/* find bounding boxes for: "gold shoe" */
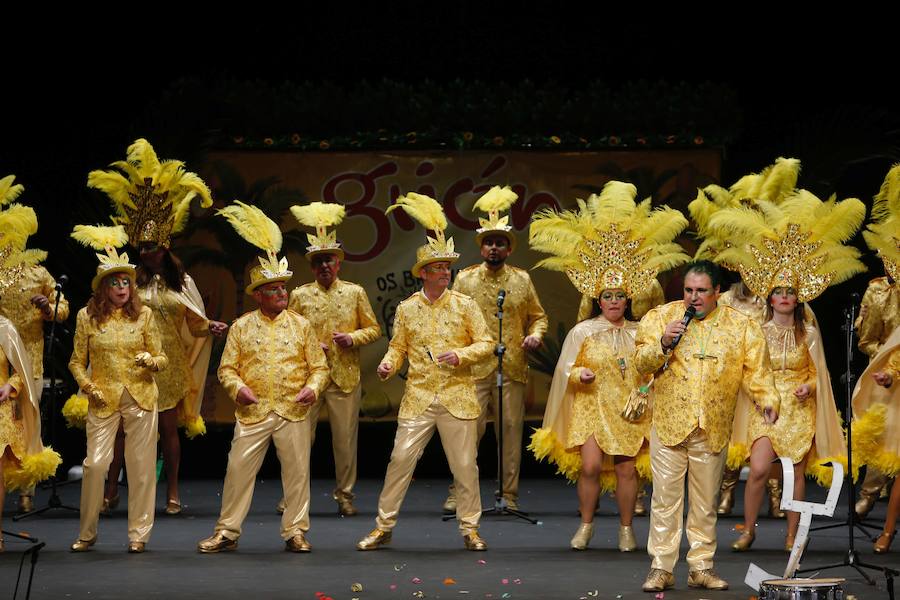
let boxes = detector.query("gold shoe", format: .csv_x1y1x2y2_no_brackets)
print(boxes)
767,479,786,518
17,494,33,514
165,499,182,515
285,532,312,552
71,537,97,552
855,491,878,518
357,528,392,551
0,537,4,553
275,497,286,515
688,568,729,590
732,531,755,552
463,532,487,551
504,497,519,511
618,524,637,552
633,487,647,516
570,522,594,550
642,568,674,592
127,541,145,553
197,532,238,553
874,530,896,554
717,466,739,515
442,495,457,514
336,496,358,517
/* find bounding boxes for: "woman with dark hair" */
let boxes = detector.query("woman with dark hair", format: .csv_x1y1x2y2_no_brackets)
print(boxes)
69,226,168,553
102,243,227,515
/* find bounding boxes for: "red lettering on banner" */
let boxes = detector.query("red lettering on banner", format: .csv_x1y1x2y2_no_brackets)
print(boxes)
416,161,435,177
481,156,507,179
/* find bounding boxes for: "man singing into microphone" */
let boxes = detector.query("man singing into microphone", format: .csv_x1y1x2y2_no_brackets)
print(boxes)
634,260,780,593
444,186,548,512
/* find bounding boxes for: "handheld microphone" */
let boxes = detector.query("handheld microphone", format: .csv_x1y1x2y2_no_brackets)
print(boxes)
55,274,68,291
670,305,697,349
497,289,506,307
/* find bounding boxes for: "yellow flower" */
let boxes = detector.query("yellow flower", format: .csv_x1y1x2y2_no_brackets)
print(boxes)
609,136,620,146
693,135,704,145
492,136,505,146
263,138,274,146
291,133,301,144
550,135,561,144
319,140,331,150
463,131,474,142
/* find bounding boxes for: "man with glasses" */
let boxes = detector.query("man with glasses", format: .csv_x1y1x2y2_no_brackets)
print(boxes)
286,247,380,517
356,227,493,551
198,235,329,554
634,260,780,592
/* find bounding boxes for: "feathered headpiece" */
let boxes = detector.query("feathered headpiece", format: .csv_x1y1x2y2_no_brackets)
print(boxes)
289,202,346,260
386,192,459,277
87,138,213,247
710,189,866,302
217,201,292,295
689,157,801,262
862,163,900,282
70,224,135,291
530,180,690,298
473,185,519,250
0,176,47,294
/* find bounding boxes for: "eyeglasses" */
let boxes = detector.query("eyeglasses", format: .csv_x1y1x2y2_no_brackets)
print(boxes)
424,264,452,274
258,285,288,296
108,278,131,288
600,291,628,301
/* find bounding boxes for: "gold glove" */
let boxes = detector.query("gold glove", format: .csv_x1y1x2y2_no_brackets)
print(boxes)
83,382,105,405
134,352,162,372
622,382,651,422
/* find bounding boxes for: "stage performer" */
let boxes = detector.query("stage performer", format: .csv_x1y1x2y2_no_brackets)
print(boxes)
527,181,689,551
197,202,328,554
69,225,167,553
356,193,493,551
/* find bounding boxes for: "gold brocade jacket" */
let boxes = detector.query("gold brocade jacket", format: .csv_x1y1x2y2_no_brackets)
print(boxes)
856,277,900,360
453,264,547,383
381,290,493,419
0,265,70,383
69,306,168,417
634,301,781,452
218,309,330,425
289,278,381,393
140,277,209,410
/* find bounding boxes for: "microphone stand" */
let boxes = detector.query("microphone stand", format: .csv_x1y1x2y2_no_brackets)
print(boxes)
15,276,79,521
794,294,896,596
446,289,537,524
0,530,44,600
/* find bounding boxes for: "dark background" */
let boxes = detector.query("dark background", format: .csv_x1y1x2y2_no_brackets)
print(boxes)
2,8,898,482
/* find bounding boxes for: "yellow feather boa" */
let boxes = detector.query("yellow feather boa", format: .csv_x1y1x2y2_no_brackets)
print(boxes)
179,414,207,439
62,394,89,429
3,447,62,492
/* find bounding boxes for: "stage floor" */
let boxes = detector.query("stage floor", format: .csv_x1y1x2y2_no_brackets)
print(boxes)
2,478,896,599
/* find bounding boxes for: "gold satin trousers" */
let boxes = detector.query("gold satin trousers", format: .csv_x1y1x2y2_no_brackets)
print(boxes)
648,426,726,572
80,390,157,543
214,411,311,541
306,381,360,501
376,400,481,534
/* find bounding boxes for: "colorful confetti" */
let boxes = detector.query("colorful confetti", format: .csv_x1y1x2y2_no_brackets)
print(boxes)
501,578,509,585
394,563,407,571
477,559,487,565
444,578,456,585
412,578,422,584
390,584,398,591
351,583,363,592
655,593,665,600
413,592,425,599
513,579,522,585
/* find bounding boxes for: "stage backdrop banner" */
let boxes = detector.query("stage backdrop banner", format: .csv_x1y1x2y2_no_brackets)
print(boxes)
183,150,721,424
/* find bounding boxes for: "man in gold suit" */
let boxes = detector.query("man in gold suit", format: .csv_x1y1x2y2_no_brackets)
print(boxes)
854,272,900,516
288,202,381,516
446,186,547,512
198,202,329,553
357,192,493,551
634,260,780,592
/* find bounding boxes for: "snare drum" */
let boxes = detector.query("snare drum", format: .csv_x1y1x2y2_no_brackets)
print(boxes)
759,577,845,600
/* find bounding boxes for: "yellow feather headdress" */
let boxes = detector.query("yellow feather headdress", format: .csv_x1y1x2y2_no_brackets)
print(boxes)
289,202,346,260
87,138,213,247
710,189,866,302
217,201,292,295
386,192,459,276
473,185,519,250
70,224,135,291
862,163,900,282
530,180,690,298
0,176,47,294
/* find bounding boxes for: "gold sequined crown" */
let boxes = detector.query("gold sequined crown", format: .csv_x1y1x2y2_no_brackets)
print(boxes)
217,201,292,295
0,175,48,294
862,163,900,281
711,189,866,302
289,202,346,260
386,192,459,276
530,181,690,297
689,157,801,262
473,185,518,250
87,138,213,247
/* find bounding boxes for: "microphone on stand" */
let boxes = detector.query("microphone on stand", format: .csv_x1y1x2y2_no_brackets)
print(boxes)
670,305,697,349
497,289,506,307
55,274,68,291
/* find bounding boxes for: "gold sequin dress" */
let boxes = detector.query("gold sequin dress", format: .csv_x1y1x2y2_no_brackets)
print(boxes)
0,343,26,461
